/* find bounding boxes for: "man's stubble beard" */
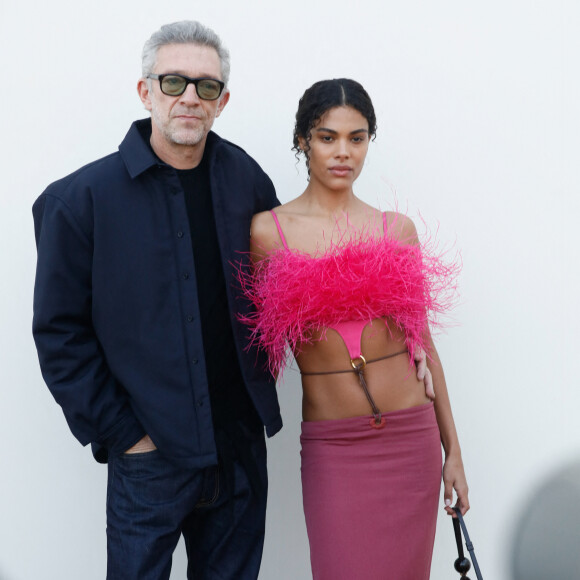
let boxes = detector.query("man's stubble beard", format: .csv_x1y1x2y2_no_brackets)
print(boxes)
151,107,208,147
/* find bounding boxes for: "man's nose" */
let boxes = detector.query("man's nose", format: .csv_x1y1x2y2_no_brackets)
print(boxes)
179,83,201,105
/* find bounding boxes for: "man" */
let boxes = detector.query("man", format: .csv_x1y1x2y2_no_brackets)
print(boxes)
33,21,280,579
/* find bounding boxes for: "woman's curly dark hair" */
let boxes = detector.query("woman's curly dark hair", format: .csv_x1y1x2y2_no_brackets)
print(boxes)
292,79,377,174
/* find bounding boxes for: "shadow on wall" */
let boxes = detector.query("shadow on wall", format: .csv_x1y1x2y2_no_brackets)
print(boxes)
511,459,580,578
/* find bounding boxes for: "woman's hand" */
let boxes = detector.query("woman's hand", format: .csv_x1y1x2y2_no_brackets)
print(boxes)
414,347,435,399
442,454,470,516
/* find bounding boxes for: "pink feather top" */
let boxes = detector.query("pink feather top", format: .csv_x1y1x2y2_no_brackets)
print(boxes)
237,221,459,378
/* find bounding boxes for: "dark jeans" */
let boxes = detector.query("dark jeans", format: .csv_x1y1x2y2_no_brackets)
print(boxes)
106,422,267,580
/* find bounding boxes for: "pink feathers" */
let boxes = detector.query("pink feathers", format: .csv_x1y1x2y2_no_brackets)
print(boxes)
237,229,459,378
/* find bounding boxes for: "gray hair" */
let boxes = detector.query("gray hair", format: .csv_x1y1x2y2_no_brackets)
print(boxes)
142,21,230,86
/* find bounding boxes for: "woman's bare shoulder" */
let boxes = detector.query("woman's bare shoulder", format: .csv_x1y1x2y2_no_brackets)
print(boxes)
268,197,306,218
251,210,276,235
384,211,419,244
250,210,285,260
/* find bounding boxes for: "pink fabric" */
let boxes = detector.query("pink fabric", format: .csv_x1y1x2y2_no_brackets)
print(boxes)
300,404,442,580
270,209,290,250
329,319,370,359
270,210,387,360
238,214,459,377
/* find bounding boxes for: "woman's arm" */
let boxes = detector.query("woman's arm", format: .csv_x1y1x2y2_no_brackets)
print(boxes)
387,212,438,401
249,210,284,263
427,336,470,516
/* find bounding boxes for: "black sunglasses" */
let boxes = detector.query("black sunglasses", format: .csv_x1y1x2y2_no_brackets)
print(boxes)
147,74,225,100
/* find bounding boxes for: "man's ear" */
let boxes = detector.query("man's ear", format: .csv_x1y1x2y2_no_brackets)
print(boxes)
215,89,230,118
137,78,153,112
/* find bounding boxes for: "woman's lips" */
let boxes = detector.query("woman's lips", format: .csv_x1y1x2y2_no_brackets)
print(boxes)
329,166,352,177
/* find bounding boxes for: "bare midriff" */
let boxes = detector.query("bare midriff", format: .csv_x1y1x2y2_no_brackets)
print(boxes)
296,318,430,422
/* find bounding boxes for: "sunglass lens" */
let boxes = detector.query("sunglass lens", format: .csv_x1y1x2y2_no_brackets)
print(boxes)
197,80,222,100
161,75,187,96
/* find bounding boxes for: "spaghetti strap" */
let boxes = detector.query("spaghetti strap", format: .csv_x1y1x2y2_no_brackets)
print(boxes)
382,211,388,237
270,210,290,250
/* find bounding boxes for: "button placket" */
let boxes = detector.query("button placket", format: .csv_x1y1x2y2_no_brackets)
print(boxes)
166,176,212,432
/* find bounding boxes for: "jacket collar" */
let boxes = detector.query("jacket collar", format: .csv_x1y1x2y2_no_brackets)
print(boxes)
119,118,222,179
118,119,158,179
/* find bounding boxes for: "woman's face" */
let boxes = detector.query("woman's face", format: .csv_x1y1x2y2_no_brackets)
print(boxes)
300,106,370,192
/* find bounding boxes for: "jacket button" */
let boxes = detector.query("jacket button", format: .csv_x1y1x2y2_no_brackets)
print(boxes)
182,272,190,280
177,231,184,238
187,315,194,322
192,358,198,364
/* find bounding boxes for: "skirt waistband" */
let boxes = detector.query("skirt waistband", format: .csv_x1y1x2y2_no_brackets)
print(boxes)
300,402,437,440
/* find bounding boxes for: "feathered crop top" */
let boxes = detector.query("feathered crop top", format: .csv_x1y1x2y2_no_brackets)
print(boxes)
237,211,459,378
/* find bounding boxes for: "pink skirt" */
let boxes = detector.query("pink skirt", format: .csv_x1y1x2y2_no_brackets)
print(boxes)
300,403,442,580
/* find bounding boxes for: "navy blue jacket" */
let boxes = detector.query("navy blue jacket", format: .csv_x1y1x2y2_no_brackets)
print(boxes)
32,119,282,467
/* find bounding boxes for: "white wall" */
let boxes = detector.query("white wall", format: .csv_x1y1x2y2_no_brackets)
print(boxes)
1,1,579,578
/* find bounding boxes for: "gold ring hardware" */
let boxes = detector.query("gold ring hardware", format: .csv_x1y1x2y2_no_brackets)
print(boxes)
350,355,367,371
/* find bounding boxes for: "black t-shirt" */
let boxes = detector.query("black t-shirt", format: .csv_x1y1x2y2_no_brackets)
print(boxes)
177,154,257,428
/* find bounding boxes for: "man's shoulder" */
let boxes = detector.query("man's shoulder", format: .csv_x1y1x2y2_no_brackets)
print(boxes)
207,133,277,205
39,119,151,204
210,131,247,156
40,150,126,204
209,132,266,173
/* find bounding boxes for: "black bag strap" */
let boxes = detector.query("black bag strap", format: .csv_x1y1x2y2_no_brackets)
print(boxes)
452,507,483,579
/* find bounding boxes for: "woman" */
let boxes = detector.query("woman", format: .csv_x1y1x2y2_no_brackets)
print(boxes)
242,79,469,579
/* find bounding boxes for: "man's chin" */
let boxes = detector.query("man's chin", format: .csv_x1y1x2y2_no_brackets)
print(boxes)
170,130,206,147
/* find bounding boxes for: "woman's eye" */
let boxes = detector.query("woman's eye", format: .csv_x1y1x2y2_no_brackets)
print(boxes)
321,136,333,142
